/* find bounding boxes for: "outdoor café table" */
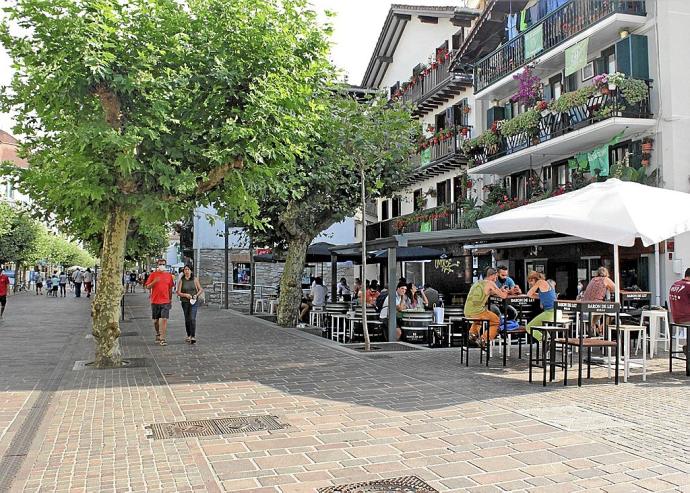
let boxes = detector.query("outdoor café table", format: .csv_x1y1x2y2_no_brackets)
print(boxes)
490,294,537,366
427,322,453,348
529,325,568,387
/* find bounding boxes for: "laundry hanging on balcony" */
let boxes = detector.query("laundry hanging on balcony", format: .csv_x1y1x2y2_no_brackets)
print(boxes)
565,37,589,76
524,23,544,59
587,131,624,177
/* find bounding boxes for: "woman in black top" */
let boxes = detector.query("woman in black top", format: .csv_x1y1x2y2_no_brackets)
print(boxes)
176,266,204,344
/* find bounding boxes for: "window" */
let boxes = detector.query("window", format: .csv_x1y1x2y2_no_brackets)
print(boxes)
453,176,465,202
542,167,553,192
436,180,450,206
381,200,389,220
392,197,401,217
413,189,423,211
556,164,569,187
544,74,562,102
564,72,578,92
452,29,464,50
516,175,527,201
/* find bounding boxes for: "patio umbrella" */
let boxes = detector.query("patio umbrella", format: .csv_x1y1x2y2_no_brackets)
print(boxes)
477,179,690,302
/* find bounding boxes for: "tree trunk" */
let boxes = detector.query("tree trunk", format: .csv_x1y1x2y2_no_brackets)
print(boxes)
276,234,311,327
91,205,131,368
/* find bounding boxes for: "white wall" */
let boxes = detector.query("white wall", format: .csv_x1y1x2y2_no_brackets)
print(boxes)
655,0,690,295
379,17,461,91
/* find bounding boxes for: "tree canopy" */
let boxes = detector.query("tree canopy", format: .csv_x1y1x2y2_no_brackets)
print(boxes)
246,91,419,326
0,0,335,366
0,201,40,265
30,227,97,268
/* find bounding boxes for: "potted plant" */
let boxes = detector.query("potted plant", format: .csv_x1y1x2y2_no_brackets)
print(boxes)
534,100,549,117
549,85,596,114
500,109,541,138
593,73,609,94
607,72,625,91
618,78,649,106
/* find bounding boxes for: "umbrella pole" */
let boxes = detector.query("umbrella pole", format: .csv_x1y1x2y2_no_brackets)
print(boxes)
614,244,621,304
654,243,661,306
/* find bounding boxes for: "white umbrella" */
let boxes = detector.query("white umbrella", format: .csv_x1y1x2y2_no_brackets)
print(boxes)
478,179,690,302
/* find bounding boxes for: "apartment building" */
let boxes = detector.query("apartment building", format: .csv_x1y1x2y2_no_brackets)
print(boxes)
362,0,690,303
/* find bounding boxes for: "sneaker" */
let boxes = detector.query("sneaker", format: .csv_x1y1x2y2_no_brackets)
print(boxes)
190,338,196,345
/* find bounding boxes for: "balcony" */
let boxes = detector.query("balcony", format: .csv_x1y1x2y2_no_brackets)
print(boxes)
468,80,655,176
474,0,647,100
406,125,472,183
366,202,472,242
395,51,472,117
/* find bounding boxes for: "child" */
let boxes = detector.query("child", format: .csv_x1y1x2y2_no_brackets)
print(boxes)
45,276,53,296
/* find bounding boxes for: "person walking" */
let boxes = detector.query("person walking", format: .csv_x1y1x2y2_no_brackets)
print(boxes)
0,268,10,318
58,271,68,297
72,268,83,298
50,271,59,297
145,259,175,346
176,265,204,344
83,268,93,298
35,270,44,295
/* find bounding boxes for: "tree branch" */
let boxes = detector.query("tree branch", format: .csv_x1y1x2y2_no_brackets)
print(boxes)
195,157,244,195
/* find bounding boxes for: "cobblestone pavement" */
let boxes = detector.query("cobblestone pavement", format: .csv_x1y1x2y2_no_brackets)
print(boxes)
1,292,689,492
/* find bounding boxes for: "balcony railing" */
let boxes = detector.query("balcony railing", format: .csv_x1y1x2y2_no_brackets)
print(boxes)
366,202,473,242
474,0,646,93
469,80,652,167
395,51,472,115
411,125,473,169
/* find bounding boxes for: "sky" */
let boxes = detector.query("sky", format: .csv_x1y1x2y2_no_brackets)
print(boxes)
0,1,466,133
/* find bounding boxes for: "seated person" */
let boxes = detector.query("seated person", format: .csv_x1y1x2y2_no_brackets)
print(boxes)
365,280,380,306
337,277,351,302
669,268,690,324
379,282,407,341
300,277,327,323
422,283,439,308
465,268,508,347
405,283,428,311
490,265,521,320
524,271,557,342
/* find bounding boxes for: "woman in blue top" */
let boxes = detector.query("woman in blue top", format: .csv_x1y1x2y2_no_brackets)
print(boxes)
525,271,558,342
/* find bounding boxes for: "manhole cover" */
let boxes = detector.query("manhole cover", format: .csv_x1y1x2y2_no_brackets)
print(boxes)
74,358,149,370
145,415,286,439
515,405,633,432
319,476,438,493
146,420,220,439
348,343,422,352
215,415,285,434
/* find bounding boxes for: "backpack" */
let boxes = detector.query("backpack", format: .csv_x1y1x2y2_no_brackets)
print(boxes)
375,292,388,314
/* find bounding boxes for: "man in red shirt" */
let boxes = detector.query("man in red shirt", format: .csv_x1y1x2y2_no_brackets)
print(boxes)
144,259,175,346
669,268,690,324
0,268,10,318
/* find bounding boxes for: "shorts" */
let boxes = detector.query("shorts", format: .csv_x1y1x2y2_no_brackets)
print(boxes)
0,296,6,307
151,303,171,320
36,282,43,288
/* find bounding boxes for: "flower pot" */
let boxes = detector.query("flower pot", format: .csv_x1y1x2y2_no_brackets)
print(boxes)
540,109,550,117
641,158,650,166
600,86,610,95
608,83,616,91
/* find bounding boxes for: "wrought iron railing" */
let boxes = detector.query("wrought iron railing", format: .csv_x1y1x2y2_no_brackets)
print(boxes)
468,80,652,167
396,51,472,107
366,202,473,241
411,125,473,168
474,0,646,93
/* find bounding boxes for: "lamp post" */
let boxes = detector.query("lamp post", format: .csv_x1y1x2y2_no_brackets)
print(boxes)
360,164,371,351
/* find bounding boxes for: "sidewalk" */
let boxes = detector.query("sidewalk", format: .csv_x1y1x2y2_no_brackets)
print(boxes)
1,292,689,492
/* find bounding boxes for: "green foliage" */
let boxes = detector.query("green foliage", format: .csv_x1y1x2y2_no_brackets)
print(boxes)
247,91,419,248
499,109,541,138
0,202,40,264
0,0,335,241
618,78,649,106
30,227,96,268
549,85,596,113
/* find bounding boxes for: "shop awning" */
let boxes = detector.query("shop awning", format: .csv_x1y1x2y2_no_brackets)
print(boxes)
463,235,591,250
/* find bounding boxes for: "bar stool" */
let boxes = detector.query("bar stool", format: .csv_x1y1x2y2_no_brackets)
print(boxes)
637,310,670,357
269,299,279,314
613,324,647,382
309,306,325,327
254,298,267,313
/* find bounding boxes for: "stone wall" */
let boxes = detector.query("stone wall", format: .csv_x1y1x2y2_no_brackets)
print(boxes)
197,248,354,308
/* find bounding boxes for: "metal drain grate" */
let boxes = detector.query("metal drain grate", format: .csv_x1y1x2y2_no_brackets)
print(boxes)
145,415,286,439
319,476,438,493
120,331,139,336
74,358,149,370
348,343,422,352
